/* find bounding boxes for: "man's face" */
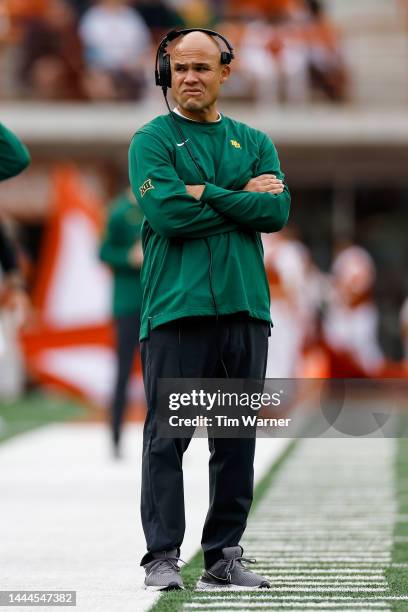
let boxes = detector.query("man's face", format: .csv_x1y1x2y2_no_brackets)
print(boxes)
170,33,230,114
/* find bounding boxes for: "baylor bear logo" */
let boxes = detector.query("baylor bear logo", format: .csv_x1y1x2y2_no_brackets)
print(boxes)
139,178,154,197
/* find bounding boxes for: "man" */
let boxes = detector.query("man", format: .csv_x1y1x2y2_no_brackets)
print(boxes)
99,187,144,458
128,30,290,591
0,123,31,326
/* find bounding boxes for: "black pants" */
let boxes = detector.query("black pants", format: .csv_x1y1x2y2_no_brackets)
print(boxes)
140,316,269,568
111,312,140,446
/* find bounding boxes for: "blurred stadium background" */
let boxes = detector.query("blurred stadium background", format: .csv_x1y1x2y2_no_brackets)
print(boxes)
0,0,407,410
0,1,408,610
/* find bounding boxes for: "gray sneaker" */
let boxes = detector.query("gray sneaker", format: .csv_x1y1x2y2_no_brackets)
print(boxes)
197,546,271,591
143,549,185,591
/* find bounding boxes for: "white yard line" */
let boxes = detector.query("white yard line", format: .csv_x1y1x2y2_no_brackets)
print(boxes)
0,423,288,611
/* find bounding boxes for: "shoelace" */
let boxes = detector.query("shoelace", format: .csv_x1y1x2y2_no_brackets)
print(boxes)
208,555,257,583
148,556,186,575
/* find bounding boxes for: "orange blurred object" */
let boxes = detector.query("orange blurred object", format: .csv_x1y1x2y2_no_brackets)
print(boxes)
5,0,49,19
226,0,302,19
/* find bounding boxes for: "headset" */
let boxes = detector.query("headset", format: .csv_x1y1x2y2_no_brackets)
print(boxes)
155,28,234,94
154,28,235,378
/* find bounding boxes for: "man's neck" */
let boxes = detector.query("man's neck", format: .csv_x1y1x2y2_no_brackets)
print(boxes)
175,105,221,123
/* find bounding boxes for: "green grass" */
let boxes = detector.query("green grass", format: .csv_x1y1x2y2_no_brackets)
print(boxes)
149,437,408,612
148,439,298,612
0,391,87,444
389,438,408,611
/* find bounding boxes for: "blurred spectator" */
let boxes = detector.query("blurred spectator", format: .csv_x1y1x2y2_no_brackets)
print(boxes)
19,0,85,100
303,0,348,102
134,0,184,43
99,187,143,458
238,18,309,104
176,0,214,28
220,0,347,104
263,230,322,377
4,0,49,26
65,0,92,18
400,298,408,362
323,245,384,376
224,0,303,22
79,0,152,100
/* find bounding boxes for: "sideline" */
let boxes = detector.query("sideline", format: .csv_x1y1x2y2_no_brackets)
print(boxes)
0,423,290,611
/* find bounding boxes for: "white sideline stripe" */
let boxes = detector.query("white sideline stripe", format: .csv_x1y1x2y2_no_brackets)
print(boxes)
0,428,289,612
242,557,392,562
251,563,389,567
261,581,388,586
246,564,390,569
248,516,394,533
244,540,392,557
257,564,383,580
191,596,390,604
263,572,387,584
184,603,392,608
223,587,390,592
184,608,390,612
187,595,408,601
184,609,390,612
187,602,391,610
245,533,391,537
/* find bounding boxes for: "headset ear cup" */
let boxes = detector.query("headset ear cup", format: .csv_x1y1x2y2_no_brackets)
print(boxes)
160,53,171,88
220,51,231,65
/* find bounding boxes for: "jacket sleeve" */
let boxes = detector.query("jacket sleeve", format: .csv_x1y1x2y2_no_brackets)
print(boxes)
128,131,239,239
201,134,290,233
99,211,137,270
0,124,31,182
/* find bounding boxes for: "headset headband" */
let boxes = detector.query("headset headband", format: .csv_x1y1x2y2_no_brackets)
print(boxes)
155,28,234,91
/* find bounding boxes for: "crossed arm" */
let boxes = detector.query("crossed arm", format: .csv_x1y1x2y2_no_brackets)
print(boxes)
129,131,290,239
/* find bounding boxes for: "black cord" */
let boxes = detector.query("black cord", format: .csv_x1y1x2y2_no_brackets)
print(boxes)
164,90,229,378
164,90,205,182
204,237,229,378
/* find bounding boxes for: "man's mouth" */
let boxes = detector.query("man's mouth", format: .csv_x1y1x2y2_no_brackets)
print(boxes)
183,90,203,96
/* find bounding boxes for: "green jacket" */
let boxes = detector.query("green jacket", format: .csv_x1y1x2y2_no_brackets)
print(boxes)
99,191,143,318
0,123,31,181
128,112,290,340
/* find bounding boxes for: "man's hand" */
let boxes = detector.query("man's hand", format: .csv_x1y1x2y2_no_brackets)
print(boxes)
243,174,284,194
186,185,205,200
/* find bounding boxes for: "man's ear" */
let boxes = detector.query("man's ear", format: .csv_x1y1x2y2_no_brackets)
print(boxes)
220,64,231,84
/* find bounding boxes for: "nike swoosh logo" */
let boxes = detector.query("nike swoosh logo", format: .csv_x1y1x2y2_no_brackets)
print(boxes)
176,139,189,147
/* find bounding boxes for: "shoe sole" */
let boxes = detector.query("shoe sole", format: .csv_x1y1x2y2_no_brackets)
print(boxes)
196,580,270,591
144,583,184,591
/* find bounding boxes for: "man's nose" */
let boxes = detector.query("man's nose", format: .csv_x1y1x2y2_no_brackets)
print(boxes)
184,69,199,83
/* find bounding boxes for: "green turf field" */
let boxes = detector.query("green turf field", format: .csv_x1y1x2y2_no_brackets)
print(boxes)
149,438,408,612
0,391,87,443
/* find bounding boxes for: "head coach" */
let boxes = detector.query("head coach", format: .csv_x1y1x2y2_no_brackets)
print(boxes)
128,28,291,591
